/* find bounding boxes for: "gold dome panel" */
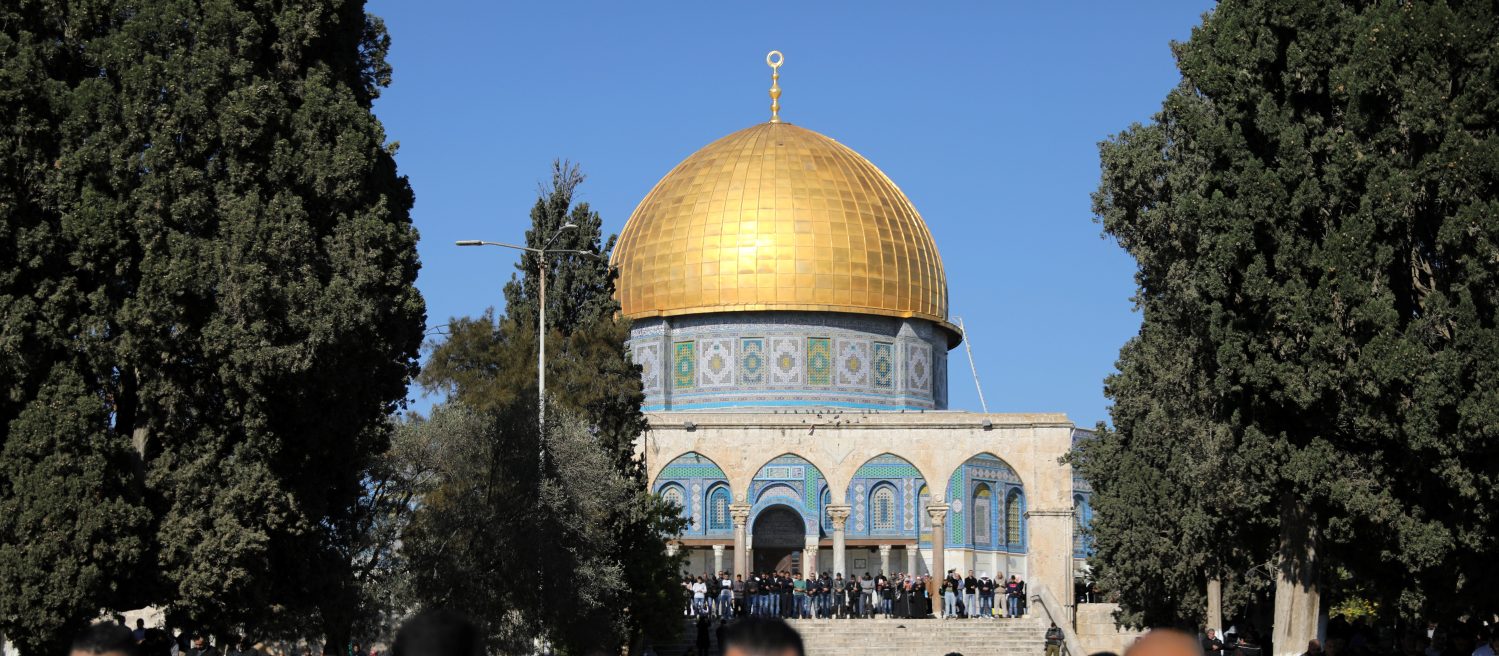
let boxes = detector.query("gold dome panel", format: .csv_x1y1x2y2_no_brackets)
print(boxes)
612,121,954,340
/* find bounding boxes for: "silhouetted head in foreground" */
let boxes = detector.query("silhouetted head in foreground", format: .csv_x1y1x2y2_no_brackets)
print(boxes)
1126,630,1204,656
721,617,804,656
391,609,483,656
72,623,139,656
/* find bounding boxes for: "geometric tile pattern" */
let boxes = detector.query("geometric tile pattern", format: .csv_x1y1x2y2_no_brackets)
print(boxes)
673,341,696,389
807,337,832,386
872,341,894,389
904,478,915,532
853,453,923,479
853,482,866,532
634,342,661,392
699,338,734,387
907,341,932,393
739,338,766,385
628,312,949,411
659,452,728,479
769,336,803,385
835,338,870,387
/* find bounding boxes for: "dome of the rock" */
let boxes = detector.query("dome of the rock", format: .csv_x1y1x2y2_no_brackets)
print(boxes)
611,121,957,343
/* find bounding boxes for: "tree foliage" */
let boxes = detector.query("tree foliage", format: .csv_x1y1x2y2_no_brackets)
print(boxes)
411,163,684,654
1080,0,1499,628
1,0,423,651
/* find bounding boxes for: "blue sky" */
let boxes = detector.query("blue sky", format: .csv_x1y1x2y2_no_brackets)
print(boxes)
367,0,1215,427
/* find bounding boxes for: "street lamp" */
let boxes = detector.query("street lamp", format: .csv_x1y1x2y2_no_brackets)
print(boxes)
457,222,601,433
457,223,602,654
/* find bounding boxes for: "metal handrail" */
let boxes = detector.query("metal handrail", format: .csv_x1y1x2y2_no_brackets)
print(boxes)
1031,584,1086,656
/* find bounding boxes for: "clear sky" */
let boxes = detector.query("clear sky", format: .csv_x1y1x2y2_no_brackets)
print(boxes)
366,0,1215,427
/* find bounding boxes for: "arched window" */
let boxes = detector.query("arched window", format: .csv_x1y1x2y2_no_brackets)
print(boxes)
707,485,731,531
820,488,833,532
1006,489,1024,546
973,484,992,546
661,484,687,528
918,485,931,531
871,485,896,532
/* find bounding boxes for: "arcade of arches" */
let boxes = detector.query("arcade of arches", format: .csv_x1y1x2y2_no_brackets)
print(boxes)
643,411,1092,605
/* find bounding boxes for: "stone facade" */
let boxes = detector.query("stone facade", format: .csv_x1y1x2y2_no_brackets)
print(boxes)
628,311,950,411
638,410,1080,605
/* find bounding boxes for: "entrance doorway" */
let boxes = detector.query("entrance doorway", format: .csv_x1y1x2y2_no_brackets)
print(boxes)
751,506,805,573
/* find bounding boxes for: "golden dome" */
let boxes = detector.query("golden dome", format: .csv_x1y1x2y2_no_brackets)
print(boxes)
612,121,956,342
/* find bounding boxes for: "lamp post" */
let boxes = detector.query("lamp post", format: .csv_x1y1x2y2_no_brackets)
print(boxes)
457,222,595,433
457,224,600,653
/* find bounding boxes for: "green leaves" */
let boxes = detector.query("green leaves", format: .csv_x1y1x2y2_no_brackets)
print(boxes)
1088,0,1499,624
409,164,682,654
1,0,423,650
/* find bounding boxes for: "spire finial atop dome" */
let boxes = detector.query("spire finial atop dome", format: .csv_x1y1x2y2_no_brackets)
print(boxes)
766,50,784,123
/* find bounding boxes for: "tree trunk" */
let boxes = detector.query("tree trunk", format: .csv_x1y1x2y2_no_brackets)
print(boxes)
322,610,352,656
1206,577,1222,634
1271,494,1319,656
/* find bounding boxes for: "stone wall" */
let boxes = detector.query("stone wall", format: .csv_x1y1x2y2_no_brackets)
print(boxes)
1075,603,1145,655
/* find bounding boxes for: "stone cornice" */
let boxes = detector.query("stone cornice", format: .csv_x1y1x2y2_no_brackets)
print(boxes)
643,410,1073,431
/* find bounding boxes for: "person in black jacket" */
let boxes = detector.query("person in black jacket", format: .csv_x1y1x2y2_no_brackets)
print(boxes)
963,571,979,618
1203,629,1225,656
978,574,995,618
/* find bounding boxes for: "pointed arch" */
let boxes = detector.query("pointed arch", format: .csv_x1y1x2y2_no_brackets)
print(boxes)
747,453,828,536
1006,488,1025,547
945,452,1024,551
869,483,898,533
845,452,925,538
820,487,833,533
653,451,729,537
707,484,732,532
972,483,993,546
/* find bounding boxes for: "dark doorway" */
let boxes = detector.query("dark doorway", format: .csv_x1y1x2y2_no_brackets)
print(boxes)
752,506,806,573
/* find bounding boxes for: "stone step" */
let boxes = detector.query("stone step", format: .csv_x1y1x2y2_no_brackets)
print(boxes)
650,615,1051,656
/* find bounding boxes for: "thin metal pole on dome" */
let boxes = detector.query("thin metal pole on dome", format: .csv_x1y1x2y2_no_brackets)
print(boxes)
957,316,989,413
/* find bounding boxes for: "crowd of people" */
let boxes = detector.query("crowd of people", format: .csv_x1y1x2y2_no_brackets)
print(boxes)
56,617,374,656
1196,619,1499,656
680,569,1029,620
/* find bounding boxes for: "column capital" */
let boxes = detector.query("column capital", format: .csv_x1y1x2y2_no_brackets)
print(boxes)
877,544,893,554
927,503,950,525
730,503,752,526
712,544,726,553
826,504,851,527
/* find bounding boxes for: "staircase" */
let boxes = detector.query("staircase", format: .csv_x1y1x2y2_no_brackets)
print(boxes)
648,615,1050,656
791,617,1049,656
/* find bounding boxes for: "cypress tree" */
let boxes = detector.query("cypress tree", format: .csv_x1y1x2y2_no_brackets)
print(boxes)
1085,0,1499,644
0,0,424,650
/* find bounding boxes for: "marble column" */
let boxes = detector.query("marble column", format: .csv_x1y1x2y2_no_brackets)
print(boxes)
928,504,949,617
803,535,820,574
828,506,851,576
713,545,726,574
878,544,892,575
906,545,919,575
731,504,752,576
745,533,754,573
